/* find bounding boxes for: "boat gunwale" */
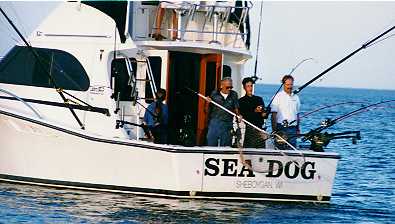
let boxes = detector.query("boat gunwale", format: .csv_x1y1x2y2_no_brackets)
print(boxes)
0,107,341,159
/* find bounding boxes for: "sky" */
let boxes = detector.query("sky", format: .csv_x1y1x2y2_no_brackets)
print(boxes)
1,1,395,90
245,1,395,90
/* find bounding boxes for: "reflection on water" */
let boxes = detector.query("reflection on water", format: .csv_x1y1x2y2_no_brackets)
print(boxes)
0,86,394,223
0,179,393,223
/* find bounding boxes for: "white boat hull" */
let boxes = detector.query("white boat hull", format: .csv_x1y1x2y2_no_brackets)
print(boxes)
0,109,339,203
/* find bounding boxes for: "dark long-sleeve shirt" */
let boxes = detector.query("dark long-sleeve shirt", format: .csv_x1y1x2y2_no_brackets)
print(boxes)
239,95,265,128
209,90,239,122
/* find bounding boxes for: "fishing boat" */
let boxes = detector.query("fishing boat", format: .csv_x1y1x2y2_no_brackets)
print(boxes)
0,1,342,203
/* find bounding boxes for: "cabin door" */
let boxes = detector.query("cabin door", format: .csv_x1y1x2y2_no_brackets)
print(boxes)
196,54,222,145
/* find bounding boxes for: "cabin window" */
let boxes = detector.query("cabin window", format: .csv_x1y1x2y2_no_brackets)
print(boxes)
223,65,232,78
0,46,90,91
111,58,137,101
145,56,162,103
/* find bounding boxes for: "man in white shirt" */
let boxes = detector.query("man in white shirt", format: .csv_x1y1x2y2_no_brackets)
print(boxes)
271,75,300,149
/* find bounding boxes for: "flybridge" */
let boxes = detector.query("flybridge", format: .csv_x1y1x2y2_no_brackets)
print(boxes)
82,1,129,43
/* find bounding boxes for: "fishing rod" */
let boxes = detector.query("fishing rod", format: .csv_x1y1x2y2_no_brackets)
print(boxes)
265,58,315,111
302,99,395,142
184,87,301,152
281,99,395,151
0,7,90,129
251,1,263,83
287,101,367,126
293,25,395,95
185,87,307,173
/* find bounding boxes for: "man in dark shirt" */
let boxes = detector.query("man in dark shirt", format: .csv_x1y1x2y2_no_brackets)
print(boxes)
206,77,240,146
239,77,268,148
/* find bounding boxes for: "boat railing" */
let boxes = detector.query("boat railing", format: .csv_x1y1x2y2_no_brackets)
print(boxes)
0,88,42,119
134,1,252,49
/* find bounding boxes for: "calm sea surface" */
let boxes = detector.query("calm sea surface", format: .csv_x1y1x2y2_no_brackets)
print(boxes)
0,85,394,223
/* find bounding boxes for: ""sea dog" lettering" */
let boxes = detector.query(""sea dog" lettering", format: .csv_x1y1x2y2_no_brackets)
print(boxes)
204,158,316,179
204,158,255,177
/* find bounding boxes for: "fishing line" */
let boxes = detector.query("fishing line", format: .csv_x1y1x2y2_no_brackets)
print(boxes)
293,25,395,95
0,6,101,128
363,21,395,48
266,58,316,109
0,18,20,43
299,101,367,120
7,3,29,40
366,33,395,48
185,87,306,174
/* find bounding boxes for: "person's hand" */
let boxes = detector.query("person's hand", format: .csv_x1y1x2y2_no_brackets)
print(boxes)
237,115,243,123
261,112,268,119
265,106,271,114
206,96,212,103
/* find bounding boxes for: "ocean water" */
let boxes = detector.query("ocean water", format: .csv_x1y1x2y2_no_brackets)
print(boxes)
0,85,394,223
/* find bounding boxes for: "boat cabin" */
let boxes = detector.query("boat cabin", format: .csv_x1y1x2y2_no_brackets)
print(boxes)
0,1,253,147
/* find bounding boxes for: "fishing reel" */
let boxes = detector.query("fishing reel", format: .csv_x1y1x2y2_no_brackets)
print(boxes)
177,114,195,146
303,130,361,152
320,118,335,127
231,116,243,148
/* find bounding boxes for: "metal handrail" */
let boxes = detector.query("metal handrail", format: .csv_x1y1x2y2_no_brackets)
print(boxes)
148,1,252,48
160,1,253,11
0,88,42,119
151,27,248,36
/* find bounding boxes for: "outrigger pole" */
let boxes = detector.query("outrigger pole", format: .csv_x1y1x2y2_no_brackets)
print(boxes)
251,1,264,83
0,7,103,129
293,25,395,94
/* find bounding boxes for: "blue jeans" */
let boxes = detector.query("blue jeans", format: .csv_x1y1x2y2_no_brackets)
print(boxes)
276,124,297,149
207,119,233,146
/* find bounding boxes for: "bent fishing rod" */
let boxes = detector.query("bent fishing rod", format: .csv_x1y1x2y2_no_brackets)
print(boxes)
294,25,395,94
265,58,315,111
302,99,395,141
287,101,367,126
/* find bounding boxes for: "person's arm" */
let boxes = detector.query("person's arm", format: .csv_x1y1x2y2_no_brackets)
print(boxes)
271,96,279,131
296,96,301,134
144,104,155,128
143,104,155,139
233,92,242,121
296,113,300,134
271,112,277,131
205,91,215,113
258,97,268,119
163,105,169,126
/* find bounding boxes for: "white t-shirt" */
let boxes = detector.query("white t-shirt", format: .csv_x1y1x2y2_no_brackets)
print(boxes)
271,90,300,124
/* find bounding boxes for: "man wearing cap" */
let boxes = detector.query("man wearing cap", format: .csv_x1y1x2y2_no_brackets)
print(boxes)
206,77,240,147
271,75,301,149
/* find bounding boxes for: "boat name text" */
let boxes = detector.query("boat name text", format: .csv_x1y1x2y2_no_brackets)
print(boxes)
204,158,316,179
